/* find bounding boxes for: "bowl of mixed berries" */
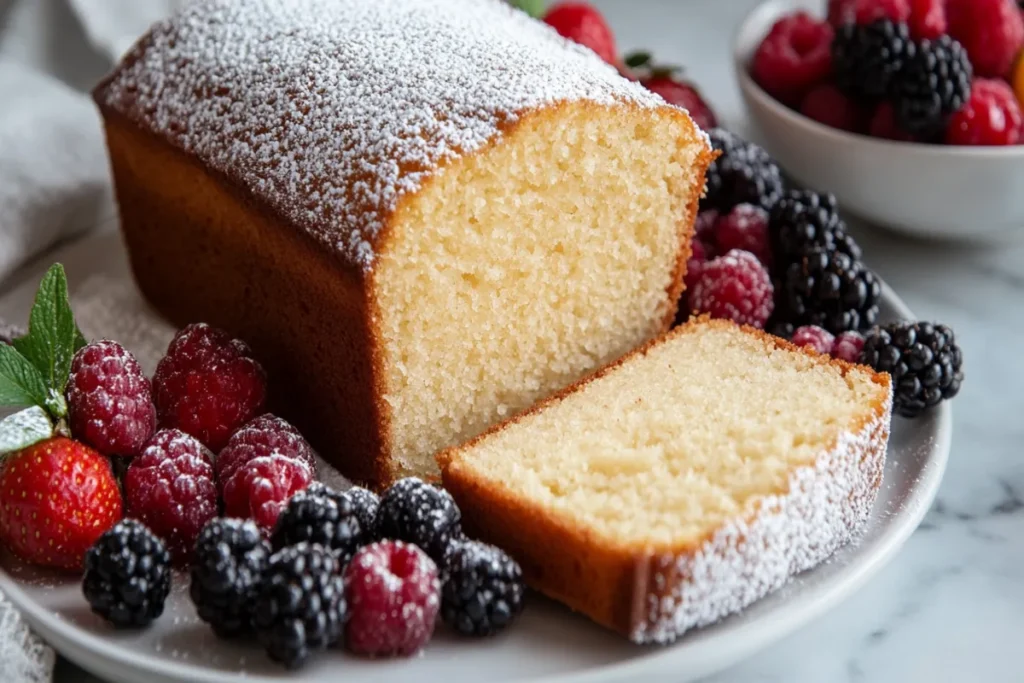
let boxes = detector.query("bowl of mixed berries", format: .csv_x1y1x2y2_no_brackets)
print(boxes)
734,0,1024,242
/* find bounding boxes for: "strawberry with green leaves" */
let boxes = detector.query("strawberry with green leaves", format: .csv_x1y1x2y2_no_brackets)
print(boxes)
0,264,125,571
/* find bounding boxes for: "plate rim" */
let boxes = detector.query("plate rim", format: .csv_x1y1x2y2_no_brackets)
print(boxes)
0,279,951,683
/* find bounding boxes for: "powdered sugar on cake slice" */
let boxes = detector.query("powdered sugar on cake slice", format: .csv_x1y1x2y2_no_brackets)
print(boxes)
94,0,675,271
630,389,893,644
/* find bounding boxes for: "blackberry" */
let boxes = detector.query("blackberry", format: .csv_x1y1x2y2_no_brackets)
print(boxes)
190,518,271,638
270,483,365,566
377,477,462,564
775,248,881,335
892,35,972,139
860,321,963,418
346,485,381,541
82,519,172,628
769,190,861,264
833,20,914,100
441,540,526,637
703,129,785,212
252,542,346,669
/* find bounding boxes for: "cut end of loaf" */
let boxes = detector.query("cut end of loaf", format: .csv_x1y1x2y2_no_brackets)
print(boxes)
438,319,892,642
373,102,711,482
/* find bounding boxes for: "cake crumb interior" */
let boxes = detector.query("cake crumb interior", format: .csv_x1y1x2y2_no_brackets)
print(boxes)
374,104,705,480
445,325,882,549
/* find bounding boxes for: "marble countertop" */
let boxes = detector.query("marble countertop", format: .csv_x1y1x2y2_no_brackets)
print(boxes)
3,0,1020,681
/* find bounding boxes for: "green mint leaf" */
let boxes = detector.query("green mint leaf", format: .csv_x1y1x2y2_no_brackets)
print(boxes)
12,264,84,415
74,327,89,353
0,406,53,455
511,0,545,19
624,51,653,69
0,344,50,409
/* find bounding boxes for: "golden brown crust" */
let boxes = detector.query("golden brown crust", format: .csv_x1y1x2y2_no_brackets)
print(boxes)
438,318,893,642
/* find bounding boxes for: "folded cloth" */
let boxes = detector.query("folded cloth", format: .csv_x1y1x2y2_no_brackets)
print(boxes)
0,62,112,286
66,0,183,59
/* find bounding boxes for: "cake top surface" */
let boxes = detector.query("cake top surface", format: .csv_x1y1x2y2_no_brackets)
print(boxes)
96,0,674,271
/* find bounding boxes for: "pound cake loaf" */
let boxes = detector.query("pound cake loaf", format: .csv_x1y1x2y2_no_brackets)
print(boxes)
92,0,713,486
438,319,893,643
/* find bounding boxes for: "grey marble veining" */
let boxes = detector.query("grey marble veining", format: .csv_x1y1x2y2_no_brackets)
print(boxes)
590,1,1024,680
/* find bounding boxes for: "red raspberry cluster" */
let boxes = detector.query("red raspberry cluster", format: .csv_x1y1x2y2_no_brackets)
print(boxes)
753,0,1024,145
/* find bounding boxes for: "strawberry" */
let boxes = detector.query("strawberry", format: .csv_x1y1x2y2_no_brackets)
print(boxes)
0,437,122,571
623,52,719,130
543,2,618,65
0,264,124,572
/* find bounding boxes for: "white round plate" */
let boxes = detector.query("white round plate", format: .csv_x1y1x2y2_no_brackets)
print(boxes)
0,231,951,683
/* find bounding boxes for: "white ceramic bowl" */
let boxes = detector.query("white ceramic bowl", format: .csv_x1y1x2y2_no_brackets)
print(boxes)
733,0,1024,243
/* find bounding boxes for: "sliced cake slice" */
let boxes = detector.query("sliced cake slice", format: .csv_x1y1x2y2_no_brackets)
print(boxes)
437,319,893,644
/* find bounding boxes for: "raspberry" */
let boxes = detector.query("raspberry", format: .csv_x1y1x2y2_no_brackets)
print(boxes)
344,541,441,657
752,12,834,105
947,0,1024,78
641,77,718,130
851,0,911,24
715,204,772,266
190,518,271,638
694,209,719,246
124,429,218,562
152,323,267,452
791,325,836,355
66,340,155,458
688,250,774,329
542,2,617,66
869,101,918,141
222,453,315,533
377,478,463,564
833,331,867,362
253,542,346,669
946,78,1024,145
676,239,711,327
215,415,316,488
908,0,947,40
441,540,526,637
799,83,867,133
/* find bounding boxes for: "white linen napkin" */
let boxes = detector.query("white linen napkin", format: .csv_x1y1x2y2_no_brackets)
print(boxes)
0,62,112,287
66,0,184,60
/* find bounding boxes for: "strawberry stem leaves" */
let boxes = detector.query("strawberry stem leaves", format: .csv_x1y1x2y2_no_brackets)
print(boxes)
510,0,546,19
7,264,87,422
0,344,50,409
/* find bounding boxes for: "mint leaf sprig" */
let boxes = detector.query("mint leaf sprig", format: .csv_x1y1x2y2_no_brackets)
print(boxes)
0,264,89,454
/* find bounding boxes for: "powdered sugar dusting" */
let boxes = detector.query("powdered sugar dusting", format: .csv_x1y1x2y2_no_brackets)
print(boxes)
630,387,893,644
95,0,668,271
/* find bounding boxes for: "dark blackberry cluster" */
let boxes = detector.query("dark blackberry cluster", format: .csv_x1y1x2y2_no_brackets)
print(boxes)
769,190,861,263
703,128,785,212
442,540,526,637
775,249,881,335
270,483,366,566
892,36,972,139
252,542,346,669
82,519,172,628
377,477,463,564
767,190,879,336
190,518,271,638
346,485,381,542
860,321,964,418
833,20,914,100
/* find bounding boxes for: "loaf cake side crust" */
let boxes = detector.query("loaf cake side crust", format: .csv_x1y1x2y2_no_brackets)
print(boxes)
438,320,893,642
99,110,392,486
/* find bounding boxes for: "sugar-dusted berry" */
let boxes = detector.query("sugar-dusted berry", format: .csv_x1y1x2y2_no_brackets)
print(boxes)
66,340,155,457
152,323,267,452
688,249,775,329
344,540,440,657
